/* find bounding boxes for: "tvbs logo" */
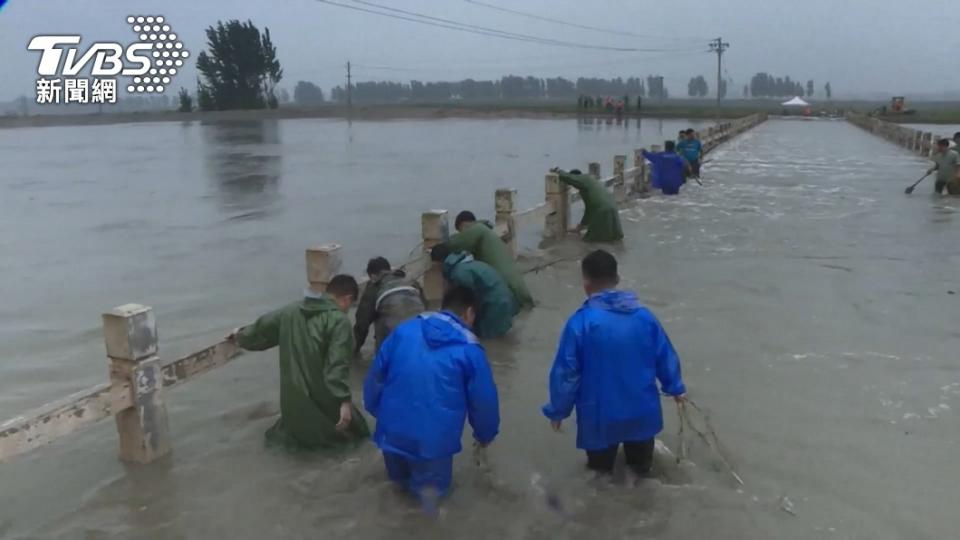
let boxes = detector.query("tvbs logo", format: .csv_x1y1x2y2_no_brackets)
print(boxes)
28,15,189,105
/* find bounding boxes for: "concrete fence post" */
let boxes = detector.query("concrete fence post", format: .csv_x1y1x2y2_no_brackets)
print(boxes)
306,244,343,294
421,210,449,305
544,172,569,240
633,148,646,194
588,162,601,179
495,188,517,259
102,304,169,464
613,155,627,203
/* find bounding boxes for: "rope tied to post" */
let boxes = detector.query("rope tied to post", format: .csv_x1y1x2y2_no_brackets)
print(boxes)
675,398,744,486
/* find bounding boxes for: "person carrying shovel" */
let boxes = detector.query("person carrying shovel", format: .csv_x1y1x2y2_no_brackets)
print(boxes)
927,139,960,195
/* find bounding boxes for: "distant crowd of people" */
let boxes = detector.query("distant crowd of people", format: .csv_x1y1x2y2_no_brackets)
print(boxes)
227,190,687,506
577,95,642,117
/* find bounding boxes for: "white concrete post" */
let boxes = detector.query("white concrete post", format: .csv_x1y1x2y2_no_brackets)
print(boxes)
634,148,646,194
102,304,169,464
421,210,449,304
613,155,627,203
544,172,569,240
305,244,343,294
495,188,517,259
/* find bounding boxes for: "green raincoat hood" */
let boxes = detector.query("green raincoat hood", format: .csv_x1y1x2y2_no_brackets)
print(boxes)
300,291,341,316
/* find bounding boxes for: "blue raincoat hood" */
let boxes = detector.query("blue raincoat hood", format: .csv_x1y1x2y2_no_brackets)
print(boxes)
585,289,641,314
419,311,479,349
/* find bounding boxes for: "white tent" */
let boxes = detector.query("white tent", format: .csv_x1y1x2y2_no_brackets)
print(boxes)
781,96,810,107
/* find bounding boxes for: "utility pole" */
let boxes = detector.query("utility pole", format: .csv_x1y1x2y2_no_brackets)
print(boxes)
709,37,730,114
346,60,352,110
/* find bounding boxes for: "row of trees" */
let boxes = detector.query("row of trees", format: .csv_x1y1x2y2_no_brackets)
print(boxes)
747,73,832,99
323,75,670,103
184,21,840,112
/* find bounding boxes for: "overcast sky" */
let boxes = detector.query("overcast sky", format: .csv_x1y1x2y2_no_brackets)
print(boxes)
2,0,959,101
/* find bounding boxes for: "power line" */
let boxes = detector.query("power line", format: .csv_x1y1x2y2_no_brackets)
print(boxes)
350,0,702,52
352,64,422,72
315,0,697,52
463,0,701,42
346,50,710,77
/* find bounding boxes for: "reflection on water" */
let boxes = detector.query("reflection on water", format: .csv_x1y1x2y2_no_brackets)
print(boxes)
202,120,282,215
576,116,694,149
576,115,634,130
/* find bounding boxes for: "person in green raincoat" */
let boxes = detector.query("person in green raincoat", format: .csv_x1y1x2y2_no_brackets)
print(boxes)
553,168,624,243
227,274,370,451
431,244,515,339
447,211,534,309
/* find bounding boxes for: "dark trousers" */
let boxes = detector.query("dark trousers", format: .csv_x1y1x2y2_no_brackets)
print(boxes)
382,452,453,500
935,179,947,194
586,439,655,474
688,159,701,178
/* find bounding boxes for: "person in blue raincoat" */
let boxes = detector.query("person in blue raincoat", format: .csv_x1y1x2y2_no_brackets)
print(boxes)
542,250,686,475
431,243,516,339
643,141,689,195
363,286,501,501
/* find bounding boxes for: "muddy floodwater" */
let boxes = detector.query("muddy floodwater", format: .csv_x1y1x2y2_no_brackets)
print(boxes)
1,118,959,539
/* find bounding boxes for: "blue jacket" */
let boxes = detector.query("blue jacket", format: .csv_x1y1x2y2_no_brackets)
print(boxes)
676,138,702,163
643,150,687,194
363,312,500,460
542,290,686,450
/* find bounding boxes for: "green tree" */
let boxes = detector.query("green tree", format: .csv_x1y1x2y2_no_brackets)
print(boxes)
177,88,193,112
718,78,728,99
824,82,832,99
688,75,708,98
294,81,325,105
195,20,283,111
743,84,749,98
806,79,814,97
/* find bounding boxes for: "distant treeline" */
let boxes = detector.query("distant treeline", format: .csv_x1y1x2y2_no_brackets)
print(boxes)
309,75,668,103
748,73,832,99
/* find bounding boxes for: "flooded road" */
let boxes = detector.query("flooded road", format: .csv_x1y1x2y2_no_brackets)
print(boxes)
2,119,959,539
0,116,703,418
